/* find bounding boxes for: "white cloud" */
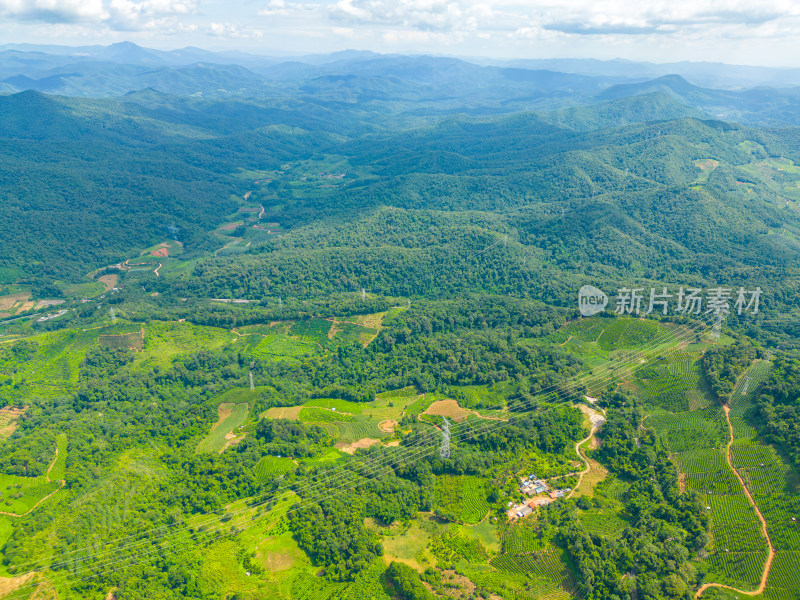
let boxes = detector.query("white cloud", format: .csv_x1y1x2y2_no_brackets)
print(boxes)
259,0,290,16
0,0,108,22
330,0,482,32
0,0,197,30
208,21,263,38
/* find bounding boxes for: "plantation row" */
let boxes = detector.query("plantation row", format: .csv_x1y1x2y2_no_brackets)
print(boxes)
434,475,490,525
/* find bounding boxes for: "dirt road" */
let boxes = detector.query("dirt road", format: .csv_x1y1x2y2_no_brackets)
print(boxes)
695,404,774,598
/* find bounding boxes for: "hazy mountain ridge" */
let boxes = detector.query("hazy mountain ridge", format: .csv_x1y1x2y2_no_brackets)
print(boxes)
3,42,800,126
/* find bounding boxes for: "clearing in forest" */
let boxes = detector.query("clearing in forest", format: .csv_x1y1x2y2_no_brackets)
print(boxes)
97,274,118,291
262,406,302,420
0,406,27,437
197,402,249,453
423,399,475,422
336,437,381,454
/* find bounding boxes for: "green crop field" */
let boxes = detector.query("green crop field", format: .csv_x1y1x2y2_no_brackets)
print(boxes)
709,495,759,525
334,418,385,443
288,318,332,342
298,407,355,423
580,510,628,538
434,475,490,525
249,333,315,360
139,321,233,369
255,456,296,483
196,402,249,453
596,318,660,351
303,398,365,414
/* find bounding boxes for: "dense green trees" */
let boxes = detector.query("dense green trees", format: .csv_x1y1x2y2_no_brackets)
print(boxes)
757,353,800,470
701,337,760,402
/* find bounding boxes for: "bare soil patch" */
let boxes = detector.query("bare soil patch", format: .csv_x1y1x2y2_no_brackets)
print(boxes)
36,299,64,309
222,431,245,452
263,406,302,420
219,222,243,231
151,247,169,258
385,440,400,447
378,420,397,432
440,571,476,598
356,312,386,330
337,437,381,455
258,549,295,571
0,573,36,595
0,406,27,437
99,330,144,351
0,293,29,311
423,400,473,422
695,159,720,171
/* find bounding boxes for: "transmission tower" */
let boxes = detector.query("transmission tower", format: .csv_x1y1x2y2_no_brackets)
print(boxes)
440,417,451,460
362,289,366,301
710,312,725,342
249,371,254,391
110,307,116,323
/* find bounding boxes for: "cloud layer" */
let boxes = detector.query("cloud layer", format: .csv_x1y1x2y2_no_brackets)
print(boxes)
1,0,799,64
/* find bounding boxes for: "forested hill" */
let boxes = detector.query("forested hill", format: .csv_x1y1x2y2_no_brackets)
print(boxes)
167,100,800,312
1,86,799,315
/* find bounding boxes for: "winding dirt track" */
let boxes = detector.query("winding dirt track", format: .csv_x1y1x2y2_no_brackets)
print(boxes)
567,405,606,500
0,446,65,518
695,404,774,598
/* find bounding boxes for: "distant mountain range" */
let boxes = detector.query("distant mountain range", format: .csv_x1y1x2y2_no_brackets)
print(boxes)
2,42,800,126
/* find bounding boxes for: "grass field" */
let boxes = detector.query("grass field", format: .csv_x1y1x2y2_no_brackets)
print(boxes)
197,402,249,453
138,321,233,370
49,434,67,481
0,472,61,515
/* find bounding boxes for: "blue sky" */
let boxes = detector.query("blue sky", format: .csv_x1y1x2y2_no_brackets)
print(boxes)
1,0,799,66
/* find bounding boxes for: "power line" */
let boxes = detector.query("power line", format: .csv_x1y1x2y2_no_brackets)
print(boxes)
10,315,718,590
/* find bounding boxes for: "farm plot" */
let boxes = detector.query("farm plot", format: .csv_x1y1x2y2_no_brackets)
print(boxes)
433,475,490,525
98,326,144,351
711,522,769,553
197,402,249,453
596,317,660,351
758,551,800,599
707,551,767,589
0,406,26,438
488,544,576,599
650,409,727,452
562,317,609,342
139,321,232,369
674,448,727,475
423,399,475,422
249,333,315,361
298,407,355,424
288,318,332,343
334,418,385,444
709,495,760,525
686,470,742,496
254,456,296,483
579,510,628,539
